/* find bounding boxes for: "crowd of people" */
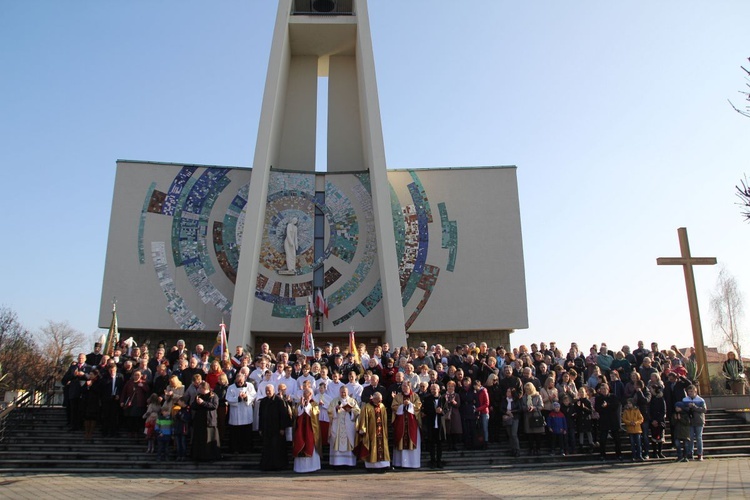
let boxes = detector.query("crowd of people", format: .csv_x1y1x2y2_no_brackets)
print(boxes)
61,337,717,471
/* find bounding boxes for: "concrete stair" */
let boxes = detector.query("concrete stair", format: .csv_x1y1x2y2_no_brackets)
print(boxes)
0,407,747,473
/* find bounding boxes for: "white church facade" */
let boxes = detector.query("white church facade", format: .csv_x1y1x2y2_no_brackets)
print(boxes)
99,0,528,354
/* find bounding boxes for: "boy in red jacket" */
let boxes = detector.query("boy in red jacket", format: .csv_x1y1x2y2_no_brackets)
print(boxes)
547,402,568,456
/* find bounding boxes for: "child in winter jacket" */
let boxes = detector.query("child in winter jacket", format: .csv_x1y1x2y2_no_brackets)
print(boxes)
547,402,568,456
172,398,192,461
155,407,173,462
672,401,692,462
622,398,644,461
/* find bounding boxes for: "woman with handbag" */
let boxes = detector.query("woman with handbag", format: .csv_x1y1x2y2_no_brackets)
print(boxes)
121,370,150,438
522,382,545,455
191,381,221,462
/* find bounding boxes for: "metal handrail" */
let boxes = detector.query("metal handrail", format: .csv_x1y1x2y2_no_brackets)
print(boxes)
0,375,63,443
0,391,33,443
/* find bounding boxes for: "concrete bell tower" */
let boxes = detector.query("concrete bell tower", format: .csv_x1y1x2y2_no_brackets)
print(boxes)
231,0,407,350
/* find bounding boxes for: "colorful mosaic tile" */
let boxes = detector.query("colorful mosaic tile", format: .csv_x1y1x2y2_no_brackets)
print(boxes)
327,177,377,310
137,165,459,331
438,202,458,272
162,166,197,216
408,170,433,223
323,267,342,289
404,264,439,330
171,169,233,313
151,241,205,330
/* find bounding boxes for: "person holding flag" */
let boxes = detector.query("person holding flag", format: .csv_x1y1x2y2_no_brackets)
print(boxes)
300,309,315,361
348,328,361,365
211,322,229,360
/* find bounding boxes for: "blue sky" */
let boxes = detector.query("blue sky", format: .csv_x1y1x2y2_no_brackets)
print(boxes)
1,1,749,354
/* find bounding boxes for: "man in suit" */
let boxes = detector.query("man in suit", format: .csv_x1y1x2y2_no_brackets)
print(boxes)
360,374,386,408
421,383,446,468
595,383,623,461
62,353,90,431
167,339,189,368
99,363,125,437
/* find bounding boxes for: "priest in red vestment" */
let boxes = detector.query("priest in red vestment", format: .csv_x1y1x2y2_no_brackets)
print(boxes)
292,387,321,473
391,381,422,468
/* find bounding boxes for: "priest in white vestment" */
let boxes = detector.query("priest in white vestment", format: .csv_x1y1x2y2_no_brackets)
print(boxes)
225,372,256,453
328,386,361,467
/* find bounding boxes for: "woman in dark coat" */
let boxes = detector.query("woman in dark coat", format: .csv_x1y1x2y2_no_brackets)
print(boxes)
459,378,478,449
81,369,101,441
121,370,150,437
213,374,230,444
191,381,221,461
486,374,503,443
501,387,522,457
575,386,594,452
443,380,462,450
648,384,667,459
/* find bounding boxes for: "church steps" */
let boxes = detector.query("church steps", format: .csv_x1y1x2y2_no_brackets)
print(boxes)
0,407,747,473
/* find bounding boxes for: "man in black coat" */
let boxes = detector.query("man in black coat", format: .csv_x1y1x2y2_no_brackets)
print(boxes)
519,367,541,392
361,374,387,407
594,383,623,461
421,383,446,468
664,371,691,444
167,339,190,368
258,384,291,471
499,365,523,395
85,343,103,367
62,353,90,431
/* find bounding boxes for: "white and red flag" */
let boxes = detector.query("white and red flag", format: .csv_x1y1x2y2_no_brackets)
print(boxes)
316,289,329,318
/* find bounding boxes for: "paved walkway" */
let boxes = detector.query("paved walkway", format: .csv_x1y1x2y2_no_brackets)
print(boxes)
1,457,749,499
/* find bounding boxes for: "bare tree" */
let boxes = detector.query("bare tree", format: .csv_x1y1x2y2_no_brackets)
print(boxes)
736,175,750,222
38,320,86,373
0,306,49,390
729,56,750,118
710,267,746,357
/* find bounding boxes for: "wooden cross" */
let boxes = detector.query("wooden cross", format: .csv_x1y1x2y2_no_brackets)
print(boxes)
657,227,716,395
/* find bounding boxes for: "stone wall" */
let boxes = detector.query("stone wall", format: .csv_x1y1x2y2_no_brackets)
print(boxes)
405,330,512,350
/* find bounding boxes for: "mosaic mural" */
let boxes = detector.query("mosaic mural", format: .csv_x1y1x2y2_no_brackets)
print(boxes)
137,166,458,330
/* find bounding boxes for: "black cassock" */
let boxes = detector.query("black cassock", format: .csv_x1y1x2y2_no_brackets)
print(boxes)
191,393,221,461
259,394,291,471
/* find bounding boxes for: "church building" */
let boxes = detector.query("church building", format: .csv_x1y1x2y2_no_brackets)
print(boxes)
99,0,528,355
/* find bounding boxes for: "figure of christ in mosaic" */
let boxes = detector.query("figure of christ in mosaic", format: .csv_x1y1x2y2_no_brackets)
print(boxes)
281,217,298,274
